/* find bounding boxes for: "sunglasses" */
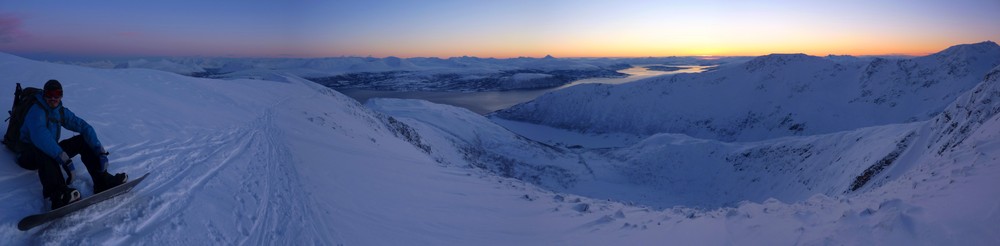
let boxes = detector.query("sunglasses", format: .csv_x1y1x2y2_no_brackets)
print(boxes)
44,89,63,99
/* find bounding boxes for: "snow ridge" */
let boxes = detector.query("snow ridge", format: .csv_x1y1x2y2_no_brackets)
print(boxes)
366,98,585,189
928,65,1000,155
743,53,826,73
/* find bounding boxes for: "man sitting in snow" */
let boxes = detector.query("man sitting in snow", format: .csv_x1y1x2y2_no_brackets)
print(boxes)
18,80,127,209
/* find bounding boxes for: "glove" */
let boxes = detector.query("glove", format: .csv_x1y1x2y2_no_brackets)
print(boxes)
95,146,110,171
59,152,76,184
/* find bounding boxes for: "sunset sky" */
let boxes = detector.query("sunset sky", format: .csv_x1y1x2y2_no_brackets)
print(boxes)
1,0,998,58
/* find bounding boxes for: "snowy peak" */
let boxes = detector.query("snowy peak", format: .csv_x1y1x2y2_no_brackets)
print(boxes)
382,56,406,67
924,41,1000,76
856,44,997,107
931,41,1000,58
743,53,829,72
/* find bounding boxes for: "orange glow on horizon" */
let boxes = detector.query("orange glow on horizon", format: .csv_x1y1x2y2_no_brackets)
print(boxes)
2,1,997,59
344,41,955,59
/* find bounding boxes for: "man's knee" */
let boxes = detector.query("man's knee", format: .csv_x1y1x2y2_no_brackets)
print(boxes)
59,135,91,156
59,135,87,148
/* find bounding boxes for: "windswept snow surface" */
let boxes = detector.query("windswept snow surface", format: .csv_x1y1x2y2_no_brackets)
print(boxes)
1,48,999,246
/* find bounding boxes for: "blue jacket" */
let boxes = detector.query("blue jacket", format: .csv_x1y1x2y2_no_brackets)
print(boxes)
20,93,102,160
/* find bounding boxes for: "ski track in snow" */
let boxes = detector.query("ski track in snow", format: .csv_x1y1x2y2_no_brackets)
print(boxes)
19,99,325,245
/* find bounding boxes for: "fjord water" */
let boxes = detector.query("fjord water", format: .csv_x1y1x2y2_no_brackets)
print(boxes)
340,65,712,114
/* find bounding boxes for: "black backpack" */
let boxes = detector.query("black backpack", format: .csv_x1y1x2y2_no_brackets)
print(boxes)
4,83,63,169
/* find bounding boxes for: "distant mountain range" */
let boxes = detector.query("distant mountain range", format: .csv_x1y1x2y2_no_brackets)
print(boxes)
42,55,741,91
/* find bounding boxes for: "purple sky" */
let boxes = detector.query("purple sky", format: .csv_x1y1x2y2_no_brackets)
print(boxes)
1,0,998,58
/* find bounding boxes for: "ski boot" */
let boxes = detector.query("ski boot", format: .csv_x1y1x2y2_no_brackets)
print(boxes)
51,188,82,210
94,172,128,194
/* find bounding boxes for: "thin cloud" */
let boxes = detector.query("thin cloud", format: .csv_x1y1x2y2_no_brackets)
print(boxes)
0,13,27,43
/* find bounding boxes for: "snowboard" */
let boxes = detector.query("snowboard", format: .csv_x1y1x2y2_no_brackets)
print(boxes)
18,172,150,231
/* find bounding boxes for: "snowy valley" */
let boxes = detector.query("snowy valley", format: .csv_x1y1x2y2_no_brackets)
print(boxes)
0,42,998,245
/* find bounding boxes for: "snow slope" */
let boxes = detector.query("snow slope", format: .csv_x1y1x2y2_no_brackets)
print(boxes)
494,41,1000,142
1,52,697,245
372,65,1000,244
0,51,998,245
0,53,597,244
370,97,923,208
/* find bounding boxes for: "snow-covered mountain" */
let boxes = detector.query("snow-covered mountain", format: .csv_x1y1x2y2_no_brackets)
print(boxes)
0,46,998,245
494,41,1000,142
369,62,1000,244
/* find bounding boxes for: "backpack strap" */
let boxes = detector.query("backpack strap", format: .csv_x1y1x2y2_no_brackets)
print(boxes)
34,97,64,127
57,107,65,140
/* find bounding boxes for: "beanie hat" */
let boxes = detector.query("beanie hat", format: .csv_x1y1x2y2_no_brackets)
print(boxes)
44,79,62,92
43,79,63,99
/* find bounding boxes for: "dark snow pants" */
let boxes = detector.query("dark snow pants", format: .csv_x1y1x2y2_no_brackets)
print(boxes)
19,135,106,198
